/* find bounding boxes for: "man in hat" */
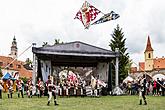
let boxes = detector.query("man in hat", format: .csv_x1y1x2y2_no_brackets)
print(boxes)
16,79,24,98
46,75,59,106
52,76,59,105
139,74,147,105
36,78,44,98
7,79,13,98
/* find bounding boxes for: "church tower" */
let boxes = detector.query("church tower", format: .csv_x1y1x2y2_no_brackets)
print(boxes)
9,36,18,59
144,36,154,71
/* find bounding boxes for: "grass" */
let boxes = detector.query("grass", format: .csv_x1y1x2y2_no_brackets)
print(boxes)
0,93,164,110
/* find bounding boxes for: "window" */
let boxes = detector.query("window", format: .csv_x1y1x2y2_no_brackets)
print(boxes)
0,62,2,66
10,64,13,68
148,53,151,58
17,65,21,68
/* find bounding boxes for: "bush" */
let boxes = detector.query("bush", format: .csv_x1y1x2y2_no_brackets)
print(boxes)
21,77,28,84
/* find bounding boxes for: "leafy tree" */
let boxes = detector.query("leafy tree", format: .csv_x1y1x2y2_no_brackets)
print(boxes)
109,24,130,85
25,58,33,69
21,77,28,84
25,58,32,65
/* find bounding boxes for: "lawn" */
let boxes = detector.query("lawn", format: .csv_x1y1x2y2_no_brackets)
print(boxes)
0,93,164,110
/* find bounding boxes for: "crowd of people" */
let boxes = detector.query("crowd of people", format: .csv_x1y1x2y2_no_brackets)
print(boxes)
0,74,164,106
0,74,103,105
120,77,165,96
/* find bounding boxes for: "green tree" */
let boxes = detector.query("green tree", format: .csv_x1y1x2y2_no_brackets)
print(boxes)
25,58,32,65
109,24,130,84
21,77,28,84
25,58,33,69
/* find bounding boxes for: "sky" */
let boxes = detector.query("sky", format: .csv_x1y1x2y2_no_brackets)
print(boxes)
0,0,165,67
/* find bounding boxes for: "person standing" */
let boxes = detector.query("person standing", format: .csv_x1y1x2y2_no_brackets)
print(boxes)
153,80,157,96
156,78,161,96
27,81,33,98
161,78,164,96
139,74,147,105
46,75,53,106
96,78,100,97
90,76,96,97
16,79,24,98
52,77,59,106
40,81,45,97
7,79,13,98
36,78,42,98
26,77,33,98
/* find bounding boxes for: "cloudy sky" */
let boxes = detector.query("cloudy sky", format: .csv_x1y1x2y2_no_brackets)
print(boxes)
0,0,165,67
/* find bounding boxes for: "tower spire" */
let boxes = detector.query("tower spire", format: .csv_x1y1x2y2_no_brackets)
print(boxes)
9,36,18,59
144,35,154,71
13,35,16,40
145,35,153,52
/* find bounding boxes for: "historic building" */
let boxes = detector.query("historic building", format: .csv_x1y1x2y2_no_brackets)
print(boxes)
131,36,165,76
8,36,18,59
0,37,32,78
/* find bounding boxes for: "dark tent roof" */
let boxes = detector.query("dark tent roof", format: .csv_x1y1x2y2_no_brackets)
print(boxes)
32,41,117,58
32,41,118,67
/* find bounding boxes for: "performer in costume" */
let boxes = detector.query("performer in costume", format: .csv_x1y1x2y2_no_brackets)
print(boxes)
66,80,70,97
52,77,59,105
74,80,78,96
139,74,147,105
96,78,100,97
36,78,44,98
46,75,59,106
82,80,86,97
40,81,45,97
91,76,96,97
46,75,53,105
7,79,13,98
27,79,33,98
16,79,24,98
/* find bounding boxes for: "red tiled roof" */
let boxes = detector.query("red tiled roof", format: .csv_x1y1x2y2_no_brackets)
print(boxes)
145,36,153,52
0,55,32,78
139,62,145,71
154,57,165,70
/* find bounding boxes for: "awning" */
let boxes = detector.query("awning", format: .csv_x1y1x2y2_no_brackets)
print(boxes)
1,73,12,80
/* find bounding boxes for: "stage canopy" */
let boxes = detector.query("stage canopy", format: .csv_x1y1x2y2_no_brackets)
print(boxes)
32,41,117,67
153,74,165,80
